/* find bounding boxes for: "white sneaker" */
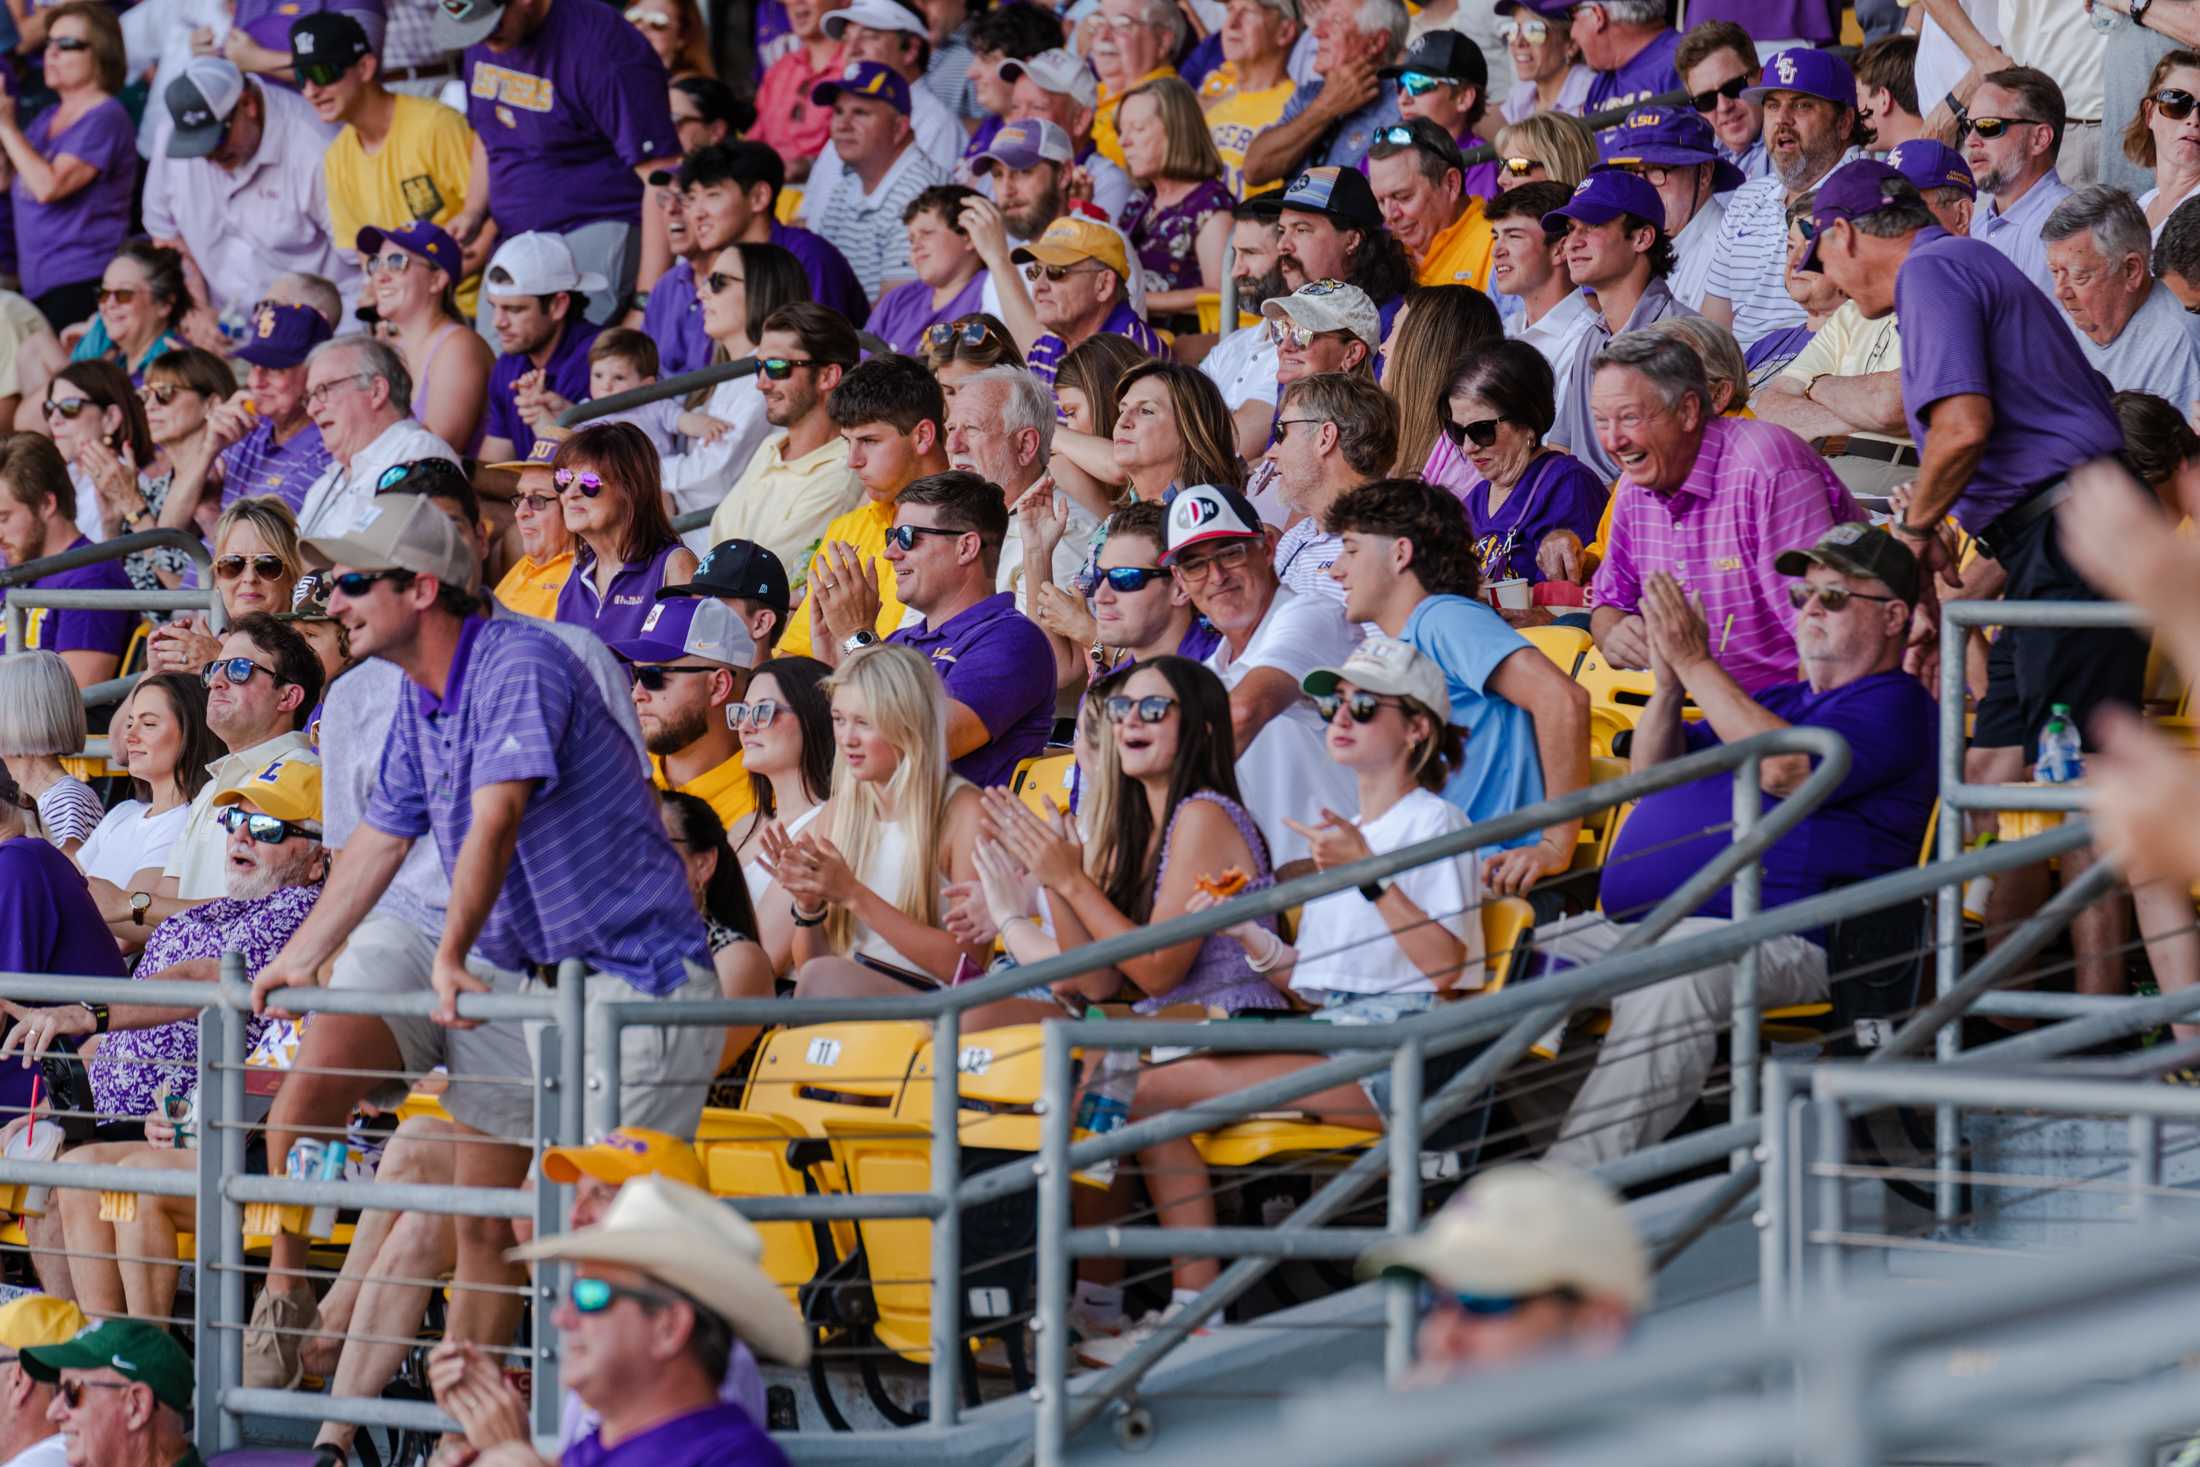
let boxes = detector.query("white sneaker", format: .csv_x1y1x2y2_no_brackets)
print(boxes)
1073,1303,1207,1370
1067,1297,1125,1344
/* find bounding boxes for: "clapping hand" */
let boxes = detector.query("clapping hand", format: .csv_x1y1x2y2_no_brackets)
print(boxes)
971,838,1040,930
981,789,1084,889
427,1340,529,1451
1640,571,1709,678
942,878,999,947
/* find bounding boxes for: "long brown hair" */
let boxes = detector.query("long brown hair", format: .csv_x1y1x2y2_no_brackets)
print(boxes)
1386,284,1502,476
2124,50,2200,168
553,421,681,565
1053,333,1155,440
1114,361,1244,494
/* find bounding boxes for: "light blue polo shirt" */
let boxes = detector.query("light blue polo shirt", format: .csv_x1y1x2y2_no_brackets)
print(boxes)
1400,595,1544,854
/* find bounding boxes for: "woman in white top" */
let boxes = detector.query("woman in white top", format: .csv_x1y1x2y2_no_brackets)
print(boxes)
75,672,219,951
0,650,103,855
658,242,808,519
731,654,836,975
766,644,987,997
2128,52,2200,236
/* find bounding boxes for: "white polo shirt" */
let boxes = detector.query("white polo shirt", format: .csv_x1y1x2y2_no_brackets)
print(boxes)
295,417,459,540
1203,585,1359,867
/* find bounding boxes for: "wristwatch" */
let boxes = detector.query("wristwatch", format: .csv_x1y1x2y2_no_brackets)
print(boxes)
77,1002,109,1034
129,890,152,926
2133,0,2154,26
1359,881,1388,903
841,629,878,655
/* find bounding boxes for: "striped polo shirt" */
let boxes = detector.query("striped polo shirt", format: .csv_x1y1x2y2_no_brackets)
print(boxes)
1704,147,1864,348
807,140,952,303
1590,415,1868,693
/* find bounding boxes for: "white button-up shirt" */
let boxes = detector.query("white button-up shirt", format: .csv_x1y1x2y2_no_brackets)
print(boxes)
295,417,459,540
142,81,355,315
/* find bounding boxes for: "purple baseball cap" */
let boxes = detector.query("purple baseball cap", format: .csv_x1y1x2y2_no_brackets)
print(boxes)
1541,170,1666,234
606,596,757,669
1595,106,1745,193
233,301,334,370
1493,0,1574,17
1882,139,1975,199
355,220,464,286
1797,158,1916,269
1743,47,1856,108
973,117,1073,174
810,60,912,116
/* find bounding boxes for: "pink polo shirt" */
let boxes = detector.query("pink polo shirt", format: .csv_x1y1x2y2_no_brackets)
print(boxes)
752,42,844,163
1590,416,1866,694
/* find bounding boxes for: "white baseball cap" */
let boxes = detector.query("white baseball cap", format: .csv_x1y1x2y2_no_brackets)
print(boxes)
998,47,1100,109
1261,279,1382,348
821,0,927,38
483,232,610,300
1357,1164,1652,1312
1161,484,1265,565
1303,637,1453,724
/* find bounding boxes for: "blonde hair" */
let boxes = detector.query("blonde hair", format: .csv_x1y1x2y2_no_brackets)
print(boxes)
1073,688,1122,881
1649,314,1751,415
1495,111,1597,190
214,496,305,589
820,645,957,954
1120,76,1227,185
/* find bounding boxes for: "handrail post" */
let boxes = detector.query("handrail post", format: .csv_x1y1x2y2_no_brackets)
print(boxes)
1936,600,1968,1224
929,1004,963,1426
215,952,248,1453
3,602,20,659
192,997,225,1456
2131,1113,2161,1225
1759,1060,1791,1325
557,958,587,1142
1383,1038,1424,1384
1035,1025,1073,1467
1814,1088,1848,1298
1730,753,1761,1166
530,1020,565,1440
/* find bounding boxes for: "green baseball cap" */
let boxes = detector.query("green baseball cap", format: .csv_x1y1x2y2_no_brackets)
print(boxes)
22,1317,193,1412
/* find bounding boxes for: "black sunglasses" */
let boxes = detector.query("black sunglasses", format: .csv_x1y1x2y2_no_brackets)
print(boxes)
629,664,718,691
217,807,314,844
1688,73,1749,113
1079,564,1168,595
1314,690,1408,725
884,524,965,552
55,1379,132,1409
331,569,414,598
1444,416,1502,449
758,357,819,381
296,58,350,86
2154,87,2199,121
49,35,90,51
201,657,283,689
1103,693,1177,725
215,554,288,581
706,271,742,294
1959,114,2046,141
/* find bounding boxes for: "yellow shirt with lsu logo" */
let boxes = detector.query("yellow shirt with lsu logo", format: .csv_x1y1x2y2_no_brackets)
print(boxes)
323,94,483,314
1204,75,1297,199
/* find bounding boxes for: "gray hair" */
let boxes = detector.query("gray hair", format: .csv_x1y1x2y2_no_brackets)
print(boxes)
2042,184,2153,270
0,651,88,759
1591,329,1712,415
1590,0,1666,24
308,334,414,413
265,271,344,329
1138,0,1186,53
965,365,1057,463
1649,315,1750,413
1350,0,1408,60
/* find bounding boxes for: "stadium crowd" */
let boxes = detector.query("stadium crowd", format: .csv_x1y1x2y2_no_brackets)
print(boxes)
3,0,2200,1457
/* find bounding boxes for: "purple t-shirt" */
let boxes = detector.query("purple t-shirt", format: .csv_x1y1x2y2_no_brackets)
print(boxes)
562,1402,788,1467
14,98,136,299
768,221,871,327
466,0,681,235
888,591,1056,787
1597,671,1935,933
1584,28,1682,113
0,837,124,979
3,536,132,659
1895,227,2124,533
487,317,602,460
1463,451,1607,585
554,539,683,646
865,271,987,356
1680,1,1837,43
219,418,335,513
1027,304,1165,385
365,615,709,993
643,261,712,379
233,0,386,73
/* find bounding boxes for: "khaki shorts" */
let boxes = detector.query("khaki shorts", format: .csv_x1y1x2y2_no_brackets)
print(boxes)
520,962,723,1143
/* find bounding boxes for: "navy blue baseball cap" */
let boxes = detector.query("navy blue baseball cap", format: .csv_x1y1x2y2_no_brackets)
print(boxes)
355,220,464,286
1882,139,1976,199
1743,47,1856,108
1797,158,1917,269
1250,164,1384,233
661,538,793,619
1541,170,1666,234
233,301,334,369
1595,105,1745,193
810,60,912,116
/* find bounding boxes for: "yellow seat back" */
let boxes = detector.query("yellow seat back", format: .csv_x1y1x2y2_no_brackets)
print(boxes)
821,1116,938,1363
701,1111,827,1301
741,1021,927,1134
1480,896,1535,993
895,1025,1050,1152
1520,625,1591,679
1013,752,1075,817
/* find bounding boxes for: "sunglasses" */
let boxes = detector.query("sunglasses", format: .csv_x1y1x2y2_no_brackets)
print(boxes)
1416,1284,1574,1318
217,806,314,844
1496,17,1547,42
516,491,560,513
1103,693,1177,725
43,396,92,420
139,382,193,406
1787,583,1900,612
884,523,965,552
95,286,138,305
554,467,607,496
758,357,819,381
1497,156,1544,178
331,568,413,598
1688,73,1749,113
1266,319,1348,350
365,251,417,276
1024,262,1105,283
1396,72,1455,99
296,58,350,85
1444,415,1502,449
1079,564,1168,596
1959,115,2046,141
55,1379,132,1409
2153,87,2199,121
215,553,288,582
705,271,742,295
625,5,674,24
629,664,718,692
569,1276,673,1315
1173,540,1253,585
49,35,91,52
726,698,782,730
926,319,998,351
201,657,283,689
1314,689,1407,724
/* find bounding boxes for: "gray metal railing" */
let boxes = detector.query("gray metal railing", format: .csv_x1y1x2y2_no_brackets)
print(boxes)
3,528,225,711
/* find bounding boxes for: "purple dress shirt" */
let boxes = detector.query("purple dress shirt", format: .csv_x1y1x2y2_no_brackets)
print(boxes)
768,220,871,326
888,591,1056,787
865,271,988,356
14,97,136,299
642,260,712,379
486,317,602,460
219,419,336,513
554,539,684,645
562,1402,788,1467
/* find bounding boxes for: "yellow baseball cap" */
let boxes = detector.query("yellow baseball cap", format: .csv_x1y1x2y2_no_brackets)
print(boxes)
1010,216,1130,281
0,1295,87,1350
542,1126,706,1190
212,754,322,827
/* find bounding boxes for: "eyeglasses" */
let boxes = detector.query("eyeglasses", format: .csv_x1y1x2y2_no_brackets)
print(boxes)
1497,156,1544,178
43,397,92,420
139,382,194,406
365,251,417,276
1612,160,1677,187
1688,74,1750,113
48,35,91,52
726,699,782,730
1396,72,1455,99
926,319,1000,351
758,357,819,381
1024,262,1106,283
1443,415,1502,449
1078,564,1168,595
2153,87,2200,121
304,373,373,409
1172,540,1253,586
569,1276,673,1315
705,271,743,295
516,491,560,513
1314,689,1407,724
555,467,607,496
1497,17,1547,42
1787,583,1900,612
215,554,288,582
629,664,719,692
1959,115,2046,141
95,286,138,305
201,657,284,690
330,569,413,598
884,523,966,552
1102,693,1178,725
217,806,314,844
55,1379,133,1410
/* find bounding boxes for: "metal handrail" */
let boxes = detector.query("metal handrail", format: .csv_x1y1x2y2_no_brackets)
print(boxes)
0,527,215,590
554,330,891,429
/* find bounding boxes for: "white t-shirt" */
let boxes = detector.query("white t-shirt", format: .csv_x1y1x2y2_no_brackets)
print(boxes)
77,800,191,888
1289,789,1485,998
0,1431,69,1467
1203,585,1358,866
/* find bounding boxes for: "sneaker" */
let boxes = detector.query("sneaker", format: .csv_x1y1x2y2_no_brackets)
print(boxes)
1066,1297,1125,1344
243,1287,317,1390
1073,1303,1207,1370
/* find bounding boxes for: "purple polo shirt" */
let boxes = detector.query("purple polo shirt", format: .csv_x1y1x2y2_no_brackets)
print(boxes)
1681,0,1837,43
1895,227,2123,534
562,1402,788,1467
3,536,132,659
865,271,988,357
364,615,708,993
1590,416,1865,693
1027,304,1166,386
233,0,386,72
888,591,1055,787
219,419,335,513
554,539,683,645
642,260,712,379
466,0,681,236
14,98,136,299
1584,28,1682,113
1463,450,1607,584
1598,671,1936,932
768,221,871,326
0,837,125,980
486,317,602,460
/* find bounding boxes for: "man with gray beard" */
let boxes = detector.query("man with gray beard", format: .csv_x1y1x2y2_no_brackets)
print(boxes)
1203,205,1296,456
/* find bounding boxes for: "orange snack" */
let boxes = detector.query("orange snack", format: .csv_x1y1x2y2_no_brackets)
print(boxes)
1194,868,1249,900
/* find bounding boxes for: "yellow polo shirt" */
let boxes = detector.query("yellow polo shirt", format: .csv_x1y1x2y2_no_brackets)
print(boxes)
1204,75,1297,199
493,549,574,620
707,431,866,599
1093,66,1176,172
1415,196,1495,291
774,496,907,660
653,749,757,834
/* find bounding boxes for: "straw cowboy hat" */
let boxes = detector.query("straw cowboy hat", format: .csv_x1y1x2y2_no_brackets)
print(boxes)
509,1176,810,1366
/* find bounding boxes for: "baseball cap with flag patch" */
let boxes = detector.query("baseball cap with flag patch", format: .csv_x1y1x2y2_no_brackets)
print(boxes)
165,57,246,159
1256,165,1384,234
810,60,912,116
606,596,758,670
1161,484,1264,565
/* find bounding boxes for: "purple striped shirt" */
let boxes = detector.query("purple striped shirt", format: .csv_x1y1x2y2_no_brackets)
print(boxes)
1591,416,1865,693
1027,304,1166,386
364,616,708,994
219,419,335,514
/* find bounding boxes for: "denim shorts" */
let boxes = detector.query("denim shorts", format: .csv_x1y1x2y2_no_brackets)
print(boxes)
1303,990,1440,1117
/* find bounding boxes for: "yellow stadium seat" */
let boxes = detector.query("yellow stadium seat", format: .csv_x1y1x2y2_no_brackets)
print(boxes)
701,1112,828,1302
896,1025,1049,1152
821,1117,939,1365
1521,625,1592,679
740,1021,927,1132
396,1090,453,1126
1570,755,1633,872
1012,752,1075,817
1575,647,1659,758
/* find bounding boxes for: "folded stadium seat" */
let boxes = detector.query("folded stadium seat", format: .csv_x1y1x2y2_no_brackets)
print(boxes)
1567,755,1635,876
395,1090,453,1126
700,1111,832,1304
1573,648,1659,759
1011,751,1076,818
1520,625,1592,680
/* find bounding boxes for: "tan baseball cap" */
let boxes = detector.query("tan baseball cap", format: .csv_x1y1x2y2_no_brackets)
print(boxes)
304,492,481,596
1357,1164,1651,1311
1010,215,1131,281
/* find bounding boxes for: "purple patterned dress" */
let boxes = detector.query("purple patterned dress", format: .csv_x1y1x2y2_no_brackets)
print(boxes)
1119,179,1235,293
1134,792,1288,1015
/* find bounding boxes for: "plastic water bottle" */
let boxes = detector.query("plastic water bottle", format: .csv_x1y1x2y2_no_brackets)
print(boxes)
307,1140,348,1240
1073,1012,1139,1189
2037,704,2084,784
